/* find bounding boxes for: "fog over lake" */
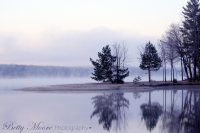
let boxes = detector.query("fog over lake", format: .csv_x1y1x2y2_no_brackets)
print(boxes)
0,64,196,133
0,64,182,91
1,0,199,132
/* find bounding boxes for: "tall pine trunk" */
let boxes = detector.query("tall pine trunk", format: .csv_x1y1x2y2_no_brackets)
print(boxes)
165,60,166,82
183,58,189,79
198,50,200,81
189,60,193,80
173,67,174,81
171,59,172,82
148,68,151,82
163,65,164,81
194,57,196,81
181,57,183,81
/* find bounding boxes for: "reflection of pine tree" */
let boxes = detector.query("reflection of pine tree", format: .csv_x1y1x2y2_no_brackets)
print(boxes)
140,91,162,131
113,93,129,133
91,93,129,132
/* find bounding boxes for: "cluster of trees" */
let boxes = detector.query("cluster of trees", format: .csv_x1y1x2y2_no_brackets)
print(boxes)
91,0,200,83
159,0,200,82
90,42,129,84
90,41,166,83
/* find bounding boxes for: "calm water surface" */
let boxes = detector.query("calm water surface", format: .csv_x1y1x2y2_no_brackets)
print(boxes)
0,78,200,133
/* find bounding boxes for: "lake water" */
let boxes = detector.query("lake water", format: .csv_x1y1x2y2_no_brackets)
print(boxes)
0,78,199,133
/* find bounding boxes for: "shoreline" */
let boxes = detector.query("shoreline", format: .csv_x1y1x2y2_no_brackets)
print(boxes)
18,81,200,92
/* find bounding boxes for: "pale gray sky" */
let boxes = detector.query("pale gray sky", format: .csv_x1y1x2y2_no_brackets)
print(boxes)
0,0,188,66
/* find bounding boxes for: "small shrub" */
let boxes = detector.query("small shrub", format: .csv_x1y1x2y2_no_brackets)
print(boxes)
173,78,177,83
133,76,142,84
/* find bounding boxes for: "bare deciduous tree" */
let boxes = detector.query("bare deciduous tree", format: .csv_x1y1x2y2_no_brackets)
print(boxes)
112,41,129,83
158,40,167,82
160,23,182,81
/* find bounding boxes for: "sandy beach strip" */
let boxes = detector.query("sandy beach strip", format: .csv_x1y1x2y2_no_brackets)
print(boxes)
17,81,200,92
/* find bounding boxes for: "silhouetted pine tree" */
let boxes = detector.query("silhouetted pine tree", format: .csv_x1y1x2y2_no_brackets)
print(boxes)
181,0,200,81
90,45,116,83
113,66,129,83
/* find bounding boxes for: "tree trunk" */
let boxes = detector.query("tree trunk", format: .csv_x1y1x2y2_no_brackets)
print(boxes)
198,30,199,82
110,78,114,84
194,57,196,81
163,65,164,81
148,68,151,82
171,59,172,82
181,57,183,81
198,30,200,82
189,61,192,80
117,65,119,82
165,60,166,82
198,57,200,82
173,67,174,81
184,66,189,79
183,58,189,79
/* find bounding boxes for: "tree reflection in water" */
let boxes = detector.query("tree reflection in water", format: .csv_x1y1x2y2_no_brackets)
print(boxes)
161,90,200,133
91,93,129,132
140,91,163,131
133,91,142,99
90,90,200,133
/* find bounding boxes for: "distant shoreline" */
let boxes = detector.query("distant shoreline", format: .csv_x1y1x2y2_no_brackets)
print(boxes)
18,81,200,92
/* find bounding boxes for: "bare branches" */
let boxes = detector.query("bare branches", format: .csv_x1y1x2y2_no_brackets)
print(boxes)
112,41,130,69
112,41,130,83
160,23,184,81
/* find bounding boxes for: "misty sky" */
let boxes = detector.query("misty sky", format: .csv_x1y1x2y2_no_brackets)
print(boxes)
0,0,188,66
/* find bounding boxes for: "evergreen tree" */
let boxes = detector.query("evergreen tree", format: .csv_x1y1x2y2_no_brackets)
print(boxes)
139,42,162,82
181,0,200,81
90,45,116,83
113,66,129,83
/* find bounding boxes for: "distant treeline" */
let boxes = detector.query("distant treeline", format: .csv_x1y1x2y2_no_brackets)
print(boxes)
0,64,178,78
0,64,92,78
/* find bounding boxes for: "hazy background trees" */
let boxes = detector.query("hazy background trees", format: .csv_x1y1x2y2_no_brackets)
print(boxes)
0,64,93,78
